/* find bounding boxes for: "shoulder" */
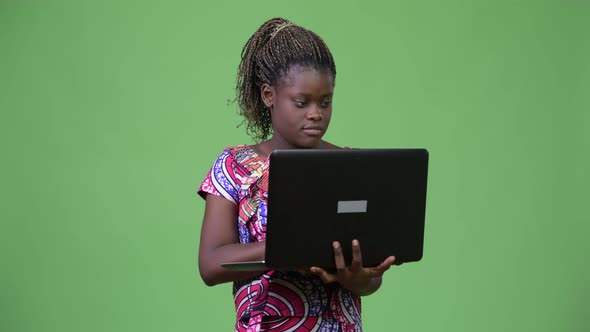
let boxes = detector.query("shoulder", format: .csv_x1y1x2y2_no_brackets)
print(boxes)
212,145,256,168
224,144,251,155
223,145,266,170
217,144,248,159
198,145,253,203
211,145,260,176
213,144,268,183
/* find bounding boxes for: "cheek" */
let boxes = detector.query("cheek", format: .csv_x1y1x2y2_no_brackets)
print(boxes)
276,106,299,122
271,107,298,130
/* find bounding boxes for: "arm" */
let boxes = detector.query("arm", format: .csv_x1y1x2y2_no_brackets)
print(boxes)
198,194,266,286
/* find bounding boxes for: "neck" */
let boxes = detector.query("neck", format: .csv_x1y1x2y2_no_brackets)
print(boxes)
255,136,324,158
267,136,298,151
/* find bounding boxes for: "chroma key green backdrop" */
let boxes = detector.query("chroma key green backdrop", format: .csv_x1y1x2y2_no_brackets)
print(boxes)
1,0,588,331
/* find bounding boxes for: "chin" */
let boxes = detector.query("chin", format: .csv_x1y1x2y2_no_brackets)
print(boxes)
297,138,323,149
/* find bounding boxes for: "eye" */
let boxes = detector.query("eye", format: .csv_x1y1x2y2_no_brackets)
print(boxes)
320,100,332,108
294,100,306,108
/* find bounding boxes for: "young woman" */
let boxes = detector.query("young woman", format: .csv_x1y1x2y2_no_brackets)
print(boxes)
198,17,396,332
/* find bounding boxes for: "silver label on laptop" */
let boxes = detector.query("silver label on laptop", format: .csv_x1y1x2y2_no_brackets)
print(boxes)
337,200,368,213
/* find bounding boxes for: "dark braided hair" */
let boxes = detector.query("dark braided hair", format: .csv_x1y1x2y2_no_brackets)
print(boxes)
236,17,337,142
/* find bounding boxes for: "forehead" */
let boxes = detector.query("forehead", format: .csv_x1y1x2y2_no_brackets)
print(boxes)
275,66,334,95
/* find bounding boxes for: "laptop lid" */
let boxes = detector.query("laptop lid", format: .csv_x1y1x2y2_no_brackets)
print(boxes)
264,148,429,269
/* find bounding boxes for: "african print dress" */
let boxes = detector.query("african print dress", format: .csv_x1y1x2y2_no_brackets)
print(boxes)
198,145,363,332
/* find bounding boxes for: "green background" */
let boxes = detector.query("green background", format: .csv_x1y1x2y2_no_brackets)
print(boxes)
2,0,589,331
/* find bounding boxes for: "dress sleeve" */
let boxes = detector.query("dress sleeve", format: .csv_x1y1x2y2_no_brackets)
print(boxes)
198,149,240,204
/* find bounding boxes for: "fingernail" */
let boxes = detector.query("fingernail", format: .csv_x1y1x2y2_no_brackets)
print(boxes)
352,239,359,246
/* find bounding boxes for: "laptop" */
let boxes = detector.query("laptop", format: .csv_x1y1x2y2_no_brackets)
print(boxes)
221,148,429,271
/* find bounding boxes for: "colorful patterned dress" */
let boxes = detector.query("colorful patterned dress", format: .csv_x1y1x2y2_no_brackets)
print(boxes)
198,145,363,332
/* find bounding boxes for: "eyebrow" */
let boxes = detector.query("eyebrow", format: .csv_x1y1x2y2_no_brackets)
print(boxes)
291,92,333,98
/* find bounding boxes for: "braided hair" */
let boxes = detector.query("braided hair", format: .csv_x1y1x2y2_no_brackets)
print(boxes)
236,17,336,142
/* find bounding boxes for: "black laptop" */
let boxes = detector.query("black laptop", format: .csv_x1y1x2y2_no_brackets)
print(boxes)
221,148,429,271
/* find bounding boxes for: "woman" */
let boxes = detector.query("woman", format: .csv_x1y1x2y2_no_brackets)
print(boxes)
198,17,396,331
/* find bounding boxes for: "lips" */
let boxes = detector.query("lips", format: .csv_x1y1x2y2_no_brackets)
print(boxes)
302,126,324,136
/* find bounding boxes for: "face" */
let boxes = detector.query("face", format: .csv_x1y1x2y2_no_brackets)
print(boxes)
262,66,334,149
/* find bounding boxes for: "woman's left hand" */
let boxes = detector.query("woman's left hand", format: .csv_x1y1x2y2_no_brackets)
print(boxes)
308,239,396,296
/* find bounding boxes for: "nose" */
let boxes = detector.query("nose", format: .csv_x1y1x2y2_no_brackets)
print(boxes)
306,106,323,121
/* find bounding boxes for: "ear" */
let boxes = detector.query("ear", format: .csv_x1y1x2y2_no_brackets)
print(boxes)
260,83,274,108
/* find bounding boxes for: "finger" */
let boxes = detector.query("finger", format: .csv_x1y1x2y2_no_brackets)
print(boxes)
367,256,396,277
309,266,336,284
384,255,396,267
350,239,363,272
332,241,347,271
375,256,396,271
